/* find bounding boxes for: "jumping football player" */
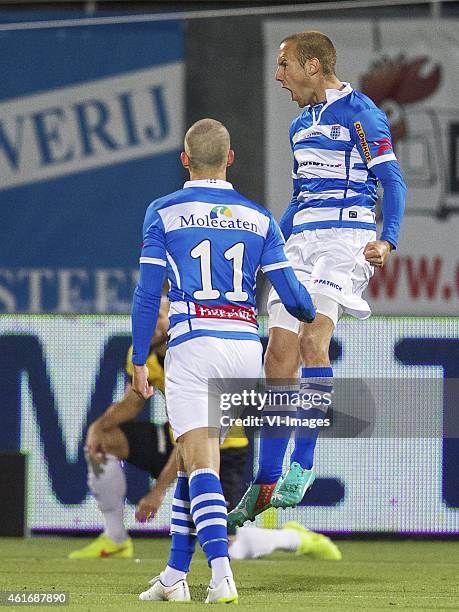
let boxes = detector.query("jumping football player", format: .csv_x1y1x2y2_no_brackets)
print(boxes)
229,31,406,528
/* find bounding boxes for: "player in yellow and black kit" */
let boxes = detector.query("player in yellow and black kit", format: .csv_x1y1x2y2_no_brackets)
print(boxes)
69,297,249,559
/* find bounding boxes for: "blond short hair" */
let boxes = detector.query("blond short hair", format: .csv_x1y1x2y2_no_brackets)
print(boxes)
282,31,337,76
184,118,230,172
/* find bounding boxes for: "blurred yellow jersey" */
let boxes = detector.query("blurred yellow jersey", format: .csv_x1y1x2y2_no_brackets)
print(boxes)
126,345,165,394
125,345,247,449
220,424,248,449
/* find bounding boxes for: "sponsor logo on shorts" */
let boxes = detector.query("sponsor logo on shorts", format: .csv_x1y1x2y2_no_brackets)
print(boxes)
349,211,358,218
354,121,372,162
313,278,343,291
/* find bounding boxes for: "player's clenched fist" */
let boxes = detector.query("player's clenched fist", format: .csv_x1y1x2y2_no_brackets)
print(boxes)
363,240,393,268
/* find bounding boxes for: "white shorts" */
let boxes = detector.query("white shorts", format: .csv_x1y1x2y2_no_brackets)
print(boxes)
165,336,263,440
268,227,375,332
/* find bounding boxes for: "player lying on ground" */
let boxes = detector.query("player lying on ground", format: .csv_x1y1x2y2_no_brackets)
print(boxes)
230,522,340,560
228,31,407,529
131,118,315,603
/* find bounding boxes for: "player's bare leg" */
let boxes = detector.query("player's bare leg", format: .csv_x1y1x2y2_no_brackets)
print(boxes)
178,426,220,474
265,327,302,379
298,313,334,367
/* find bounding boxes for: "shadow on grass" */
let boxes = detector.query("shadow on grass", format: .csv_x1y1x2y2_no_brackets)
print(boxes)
240,574,383,594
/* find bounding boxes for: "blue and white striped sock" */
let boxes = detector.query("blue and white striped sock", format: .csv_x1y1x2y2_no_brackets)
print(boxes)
162,471,197,586
290,367,333,470
189,468,232,584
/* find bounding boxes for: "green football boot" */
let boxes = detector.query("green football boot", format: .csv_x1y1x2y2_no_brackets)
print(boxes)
271,462,315,508
68,533,133,559
227,482,277,529
282,521,342,560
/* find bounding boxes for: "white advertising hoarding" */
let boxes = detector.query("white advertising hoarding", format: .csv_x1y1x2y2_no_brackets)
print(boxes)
1,315,458,534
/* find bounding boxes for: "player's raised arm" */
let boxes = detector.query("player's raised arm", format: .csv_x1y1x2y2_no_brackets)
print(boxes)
260,215,315,323
352,108,407,267
131,207,167,399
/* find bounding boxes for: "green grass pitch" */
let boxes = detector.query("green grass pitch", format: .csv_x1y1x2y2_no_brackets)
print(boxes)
1,537,458,610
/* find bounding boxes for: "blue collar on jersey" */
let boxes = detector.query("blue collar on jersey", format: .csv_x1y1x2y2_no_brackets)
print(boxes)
183,179,234,190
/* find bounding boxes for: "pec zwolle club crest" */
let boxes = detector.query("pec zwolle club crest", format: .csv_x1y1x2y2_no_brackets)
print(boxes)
210,205,233,219
330,125,341,140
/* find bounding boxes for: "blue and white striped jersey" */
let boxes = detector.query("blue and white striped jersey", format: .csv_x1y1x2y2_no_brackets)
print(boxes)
289,83,398,235
140,179,290,347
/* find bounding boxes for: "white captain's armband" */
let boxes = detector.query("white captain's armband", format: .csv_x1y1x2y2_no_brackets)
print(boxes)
261,261,290,273
139,257,167,266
